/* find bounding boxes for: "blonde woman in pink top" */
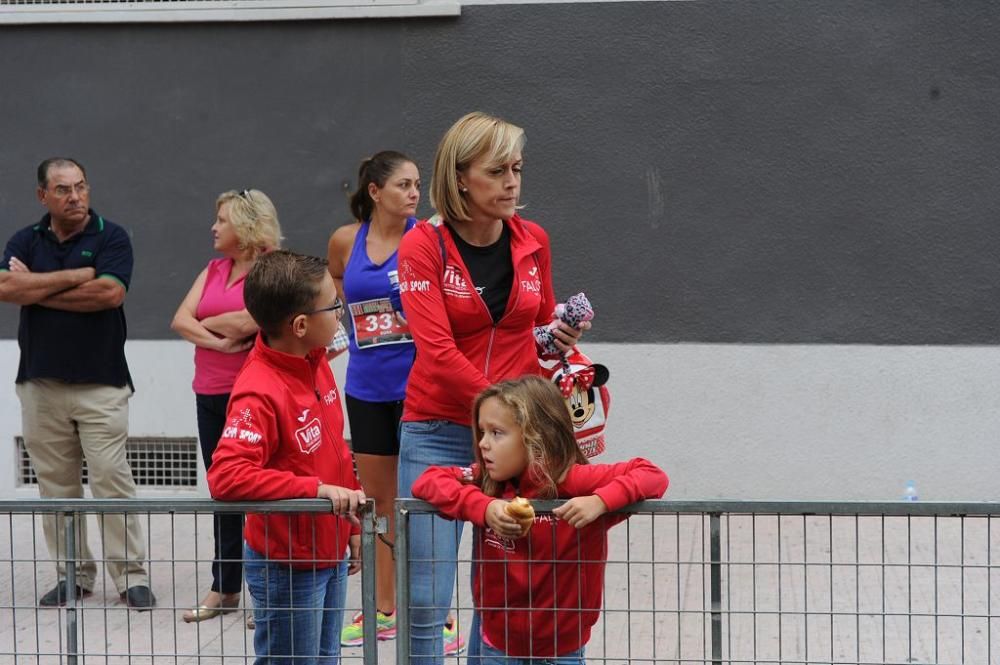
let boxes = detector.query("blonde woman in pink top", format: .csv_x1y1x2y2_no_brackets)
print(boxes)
171,189,283,623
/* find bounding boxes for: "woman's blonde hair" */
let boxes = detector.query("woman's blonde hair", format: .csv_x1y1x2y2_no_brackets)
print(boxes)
471,375,587,499
216,189,284,259
430,111,525,223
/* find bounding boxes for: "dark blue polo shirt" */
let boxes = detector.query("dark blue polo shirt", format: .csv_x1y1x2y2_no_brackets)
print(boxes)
0,210,134,389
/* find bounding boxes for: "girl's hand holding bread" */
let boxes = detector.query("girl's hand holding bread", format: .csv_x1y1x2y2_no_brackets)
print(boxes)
486,499,532,539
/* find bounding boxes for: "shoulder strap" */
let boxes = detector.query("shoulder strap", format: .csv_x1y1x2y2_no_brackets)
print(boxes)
428,215,448,275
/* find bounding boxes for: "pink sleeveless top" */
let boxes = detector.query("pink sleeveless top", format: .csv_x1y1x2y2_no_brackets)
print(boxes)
192,258,251,394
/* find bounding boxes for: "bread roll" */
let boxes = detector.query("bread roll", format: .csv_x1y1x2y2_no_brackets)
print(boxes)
505,496,535,535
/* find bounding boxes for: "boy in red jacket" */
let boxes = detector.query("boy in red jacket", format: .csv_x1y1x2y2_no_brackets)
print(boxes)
208,250,365,664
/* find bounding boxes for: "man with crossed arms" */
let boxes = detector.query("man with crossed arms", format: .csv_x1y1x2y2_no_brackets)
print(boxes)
0,158,155,609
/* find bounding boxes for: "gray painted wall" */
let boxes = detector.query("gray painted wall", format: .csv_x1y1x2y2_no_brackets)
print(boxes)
1,1,999,343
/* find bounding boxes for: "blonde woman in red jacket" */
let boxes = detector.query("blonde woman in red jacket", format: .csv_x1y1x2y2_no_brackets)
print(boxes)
397,112,589,661
413,376,668,662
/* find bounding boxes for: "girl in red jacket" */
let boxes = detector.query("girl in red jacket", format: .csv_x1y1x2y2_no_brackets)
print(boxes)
412,376,668,663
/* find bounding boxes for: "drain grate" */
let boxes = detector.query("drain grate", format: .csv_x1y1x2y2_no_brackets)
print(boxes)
16,436,199,488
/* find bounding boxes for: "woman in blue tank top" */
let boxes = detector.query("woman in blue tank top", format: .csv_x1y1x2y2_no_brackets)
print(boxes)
326,151,425,648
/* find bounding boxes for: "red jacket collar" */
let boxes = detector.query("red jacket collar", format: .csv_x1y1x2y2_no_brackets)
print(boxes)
504,214,542,263
475,462,551,499
434,213,542,264
251,333,326,380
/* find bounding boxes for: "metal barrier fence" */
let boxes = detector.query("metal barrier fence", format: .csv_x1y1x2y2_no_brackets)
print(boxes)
1,498,998,663
0,498,384,664
394,499,1000,665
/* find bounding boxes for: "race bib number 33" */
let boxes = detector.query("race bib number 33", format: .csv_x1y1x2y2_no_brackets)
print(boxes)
349,297,412,348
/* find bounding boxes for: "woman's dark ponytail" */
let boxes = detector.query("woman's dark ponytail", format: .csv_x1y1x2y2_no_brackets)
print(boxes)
348,150,413,222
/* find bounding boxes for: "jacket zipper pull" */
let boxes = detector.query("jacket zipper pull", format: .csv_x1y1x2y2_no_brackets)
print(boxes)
315,389,322,401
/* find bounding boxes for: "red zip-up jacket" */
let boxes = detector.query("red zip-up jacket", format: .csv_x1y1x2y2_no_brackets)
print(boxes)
207,334,360,568
397,214,557,424
412,458,668,656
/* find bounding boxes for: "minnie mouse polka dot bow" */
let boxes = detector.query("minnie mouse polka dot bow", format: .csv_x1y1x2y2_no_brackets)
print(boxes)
559,366,597,398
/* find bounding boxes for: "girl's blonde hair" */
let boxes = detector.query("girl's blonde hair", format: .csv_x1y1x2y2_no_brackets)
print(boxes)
430,111,525,224
471,375,587,498
216,189,284,259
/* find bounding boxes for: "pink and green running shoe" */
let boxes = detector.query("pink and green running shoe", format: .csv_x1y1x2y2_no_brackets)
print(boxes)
340,609,397,647
443,617,465,655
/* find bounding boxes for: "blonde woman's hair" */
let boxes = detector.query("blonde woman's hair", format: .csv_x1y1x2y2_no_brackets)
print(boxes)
430,111,525,223
216,189,284,259
471,375,587,499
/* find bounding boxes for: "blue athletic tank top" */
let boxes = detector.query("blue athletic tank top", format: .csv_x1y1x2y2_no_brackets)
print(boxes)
342,218,417,402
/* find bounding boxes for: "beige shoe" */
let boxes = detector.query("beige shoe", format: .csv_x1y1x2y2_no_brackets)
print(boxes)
182,592,240,623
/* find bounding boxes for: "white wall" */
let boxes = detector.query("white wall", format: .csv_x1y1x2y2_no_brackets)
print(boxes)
2,340,997,500
599,343,1000,501
0,340,348,498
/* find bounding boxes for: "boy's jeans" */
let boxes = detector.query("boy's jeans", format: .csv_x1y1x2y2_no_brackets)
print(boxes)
244,544,348,665
398,420,474,665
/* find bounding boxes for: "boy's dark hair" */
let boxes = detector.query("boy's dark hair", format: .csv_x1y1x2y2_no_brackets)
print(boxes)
245,250,328,338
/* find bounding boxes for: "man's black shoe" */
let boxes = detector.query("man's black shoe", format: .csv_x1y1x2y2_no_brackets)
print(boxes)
121,585,156,610
39,581,92,607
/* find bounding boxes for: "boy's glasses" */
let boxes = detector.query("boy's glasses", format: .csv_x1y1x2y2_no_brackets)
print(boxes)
304,298,344,316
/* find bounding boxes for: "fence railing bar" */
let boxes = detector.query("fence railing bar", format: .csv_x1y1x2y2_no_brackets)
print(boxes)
170,509,181,665
960,514,966,663
710,512,722,665
64,513,78,665
596,557,999,569
625,516,632,663
361,502,378,665
395,502,410,665
802,513,809,665
777,513,784,665
0,498,336,513
394,498,1000,517
933,514,940,665
906,513,913,665
701,512,708,663
752,512,759,663
651,511,658,664
724,513,732,665
827,514,834,665
675,512,682,664
880,514,887,664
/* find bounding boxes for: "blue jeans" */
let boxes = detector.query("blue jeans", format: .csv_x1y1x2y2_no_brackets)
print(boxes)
398,420,475,665
474,635,585,665
244,545,348,665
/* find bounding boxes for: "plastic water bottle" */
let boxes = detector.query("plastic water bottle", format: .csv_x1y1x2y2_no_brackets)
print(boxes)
326,323,350,353
902,480,919,501
387,270,404,314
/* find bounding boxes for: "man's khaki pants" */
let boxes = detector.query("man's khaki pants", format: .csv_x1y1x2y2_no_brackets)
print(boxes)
17,379,149,593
